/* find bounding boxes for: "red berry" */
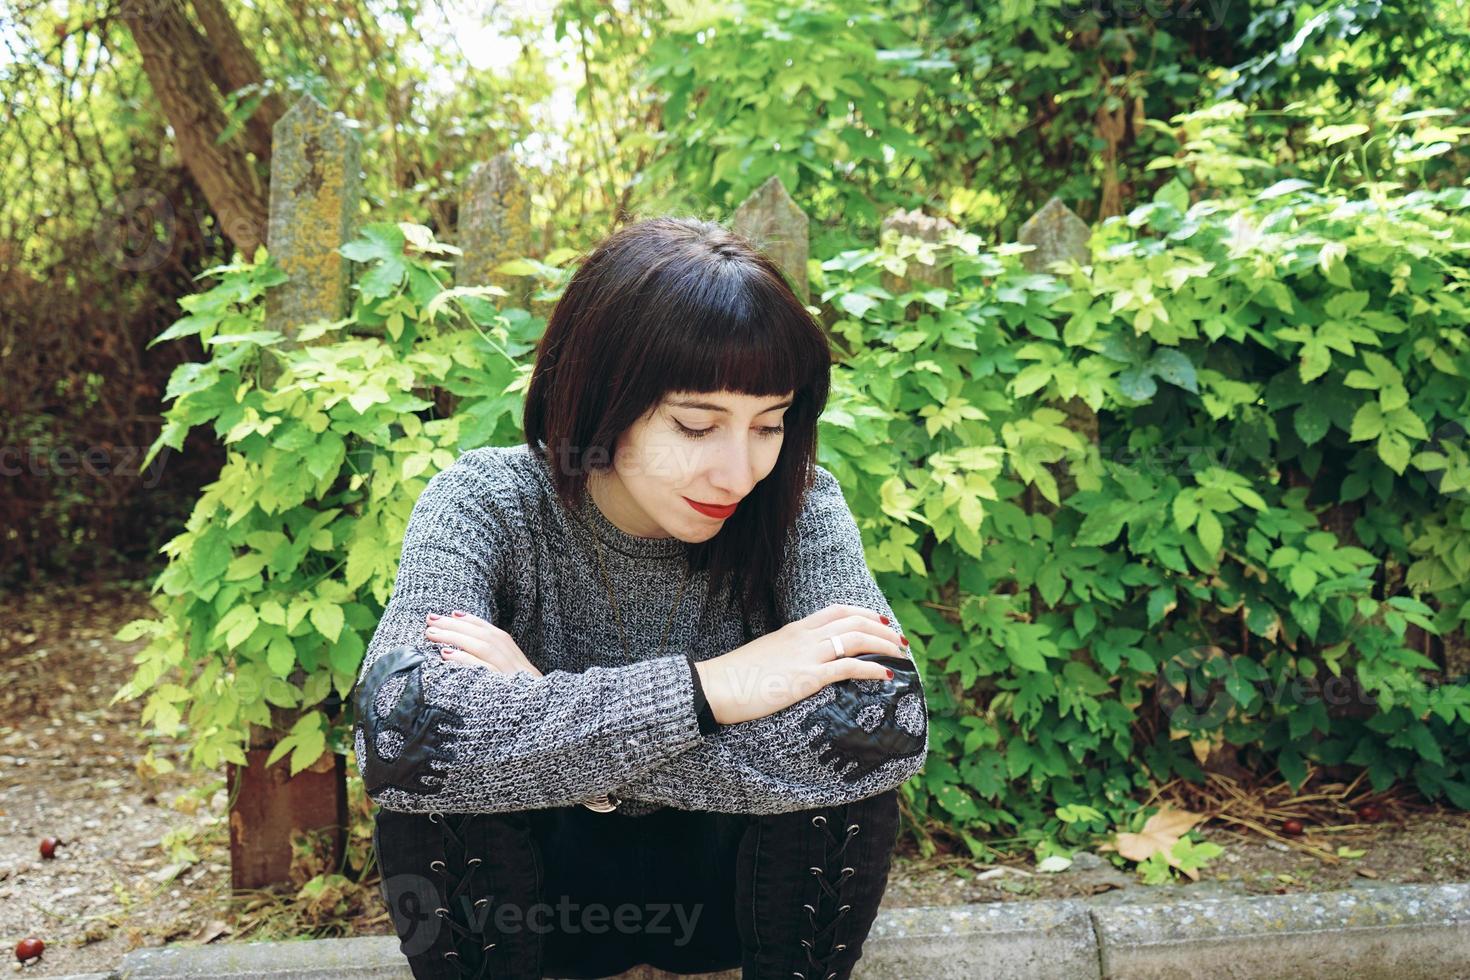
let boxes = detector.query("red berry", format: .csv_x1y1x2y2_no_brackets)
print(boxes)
1357,803,1383,823
15,937,43,962
39,837,61,859
1281,818,1304,836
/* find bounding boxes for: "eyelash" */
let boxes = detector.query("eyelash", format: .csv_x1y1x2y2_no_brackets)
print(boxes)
676,421,785,440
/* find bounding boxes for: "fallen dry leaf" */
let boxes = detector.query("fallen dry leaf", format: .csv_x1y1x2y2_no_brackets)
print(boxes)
192,919,230,944
1097,805,1207,879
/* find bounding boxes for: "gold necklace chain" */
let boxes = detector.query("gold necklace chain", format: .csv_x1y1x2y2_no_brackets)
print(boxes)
590,529,691,658
584,519,691,814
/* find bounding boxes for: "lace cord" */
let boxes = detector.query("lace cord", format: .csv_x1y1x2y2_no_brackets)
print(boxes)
793,811,862,980
427,810,497,979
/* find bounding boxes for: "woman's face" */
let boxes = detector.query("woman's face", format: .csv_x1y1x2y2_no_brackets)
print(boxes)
587,388,793,543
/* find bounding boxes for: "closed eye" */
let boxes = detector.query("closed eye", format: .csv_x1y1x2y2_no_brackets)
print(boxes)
675,421,785,440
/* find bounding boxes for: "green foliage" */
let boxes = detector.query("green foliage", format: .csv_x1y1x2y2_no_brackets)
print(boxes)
811,112,1470,860
640,0,947,224
1137,835,1225,885
94,3,1470,867
112,223,547,776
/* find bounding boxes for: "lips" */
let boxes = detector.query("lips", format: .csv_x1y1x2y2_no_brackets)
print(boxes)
684,496,738,519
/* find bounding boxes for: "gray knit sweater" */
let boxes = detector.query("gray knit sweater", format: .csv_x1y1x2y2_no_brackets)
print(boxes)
351,442,928,817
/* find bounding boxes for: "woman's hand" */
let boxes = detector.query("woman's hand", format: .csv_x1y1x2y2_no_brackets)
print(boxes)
423,611,543,678
694,604,910,726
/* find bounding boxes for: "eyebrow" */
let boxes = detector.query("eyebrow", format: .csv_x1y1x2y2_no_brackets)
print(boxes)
667,397,793,414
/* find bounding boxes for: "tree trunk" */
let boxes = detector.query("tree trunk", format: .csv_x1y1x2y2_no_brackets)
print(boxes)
125,0,267,257
190,0,285,164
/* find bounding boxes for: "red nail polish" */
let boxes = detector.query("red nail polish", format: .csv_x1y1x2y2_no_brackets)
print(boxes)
901,636,909,646
885,668,894,678
879,614,889,624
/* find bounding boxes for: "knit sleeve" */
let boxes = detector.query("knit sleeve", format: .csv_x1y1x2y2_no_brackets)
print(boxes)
611,465,929,815
350,450,706,814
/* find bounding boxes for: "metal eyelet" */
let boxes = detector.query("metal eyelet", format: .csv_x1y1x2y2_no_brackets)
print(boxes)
428,811,442,823
834,944,847,952
839,904,851,914
467,857,482,868
809,866,823,876
474,897,489,909
839,866,855,879
482,942,497,951
802,903,816,915
434,907,449,918
429,859,446,873
443,950,459,960
810,814,827,828
846,823,860,835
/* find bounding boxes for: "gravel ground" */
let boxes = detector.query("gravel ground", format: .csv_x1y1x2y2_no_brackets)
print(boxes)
4,582,1468,976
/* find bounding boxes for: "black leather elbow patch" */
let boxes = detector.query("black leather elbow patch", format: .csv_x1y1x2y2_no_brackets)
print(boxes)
353,646,466,797
799,654,927,783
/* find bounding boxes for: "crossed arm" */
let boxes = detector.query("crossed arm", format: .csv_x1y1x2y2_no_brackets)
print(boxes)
352,455,928,815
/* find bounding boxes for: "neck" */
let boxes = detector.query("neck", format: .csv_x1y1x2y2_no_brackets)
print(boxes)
587,468,673,540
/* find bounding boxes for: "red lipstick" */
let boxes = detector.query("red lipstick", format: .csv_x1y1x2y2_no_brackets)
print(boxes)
684,497,738,519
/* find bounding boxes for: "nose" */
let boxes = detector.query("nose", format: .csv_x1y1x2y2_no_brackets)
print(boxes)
705,434,759,500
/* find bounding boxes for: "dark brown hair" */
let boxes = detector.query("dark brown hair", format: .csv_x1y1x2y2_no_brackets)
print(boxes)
523,216,832,631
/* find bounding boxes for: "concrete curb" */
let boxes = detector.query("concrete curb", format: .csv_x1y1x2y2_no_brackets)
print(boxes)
1091,882,1470,979
58,881,1470,979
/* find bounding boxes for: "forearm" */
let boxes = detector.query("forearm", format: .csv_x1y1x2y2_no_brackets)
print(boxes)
356,646,707,814
614,670,929,815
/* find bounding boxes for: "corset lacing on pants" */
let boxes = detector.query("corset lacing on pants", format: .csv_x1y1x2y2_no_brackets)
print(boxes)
795,812,860,980
428,810,497,979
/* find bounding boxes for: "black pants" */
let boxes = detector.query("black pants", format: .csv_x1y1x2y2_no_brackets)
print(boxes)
372,788,901,980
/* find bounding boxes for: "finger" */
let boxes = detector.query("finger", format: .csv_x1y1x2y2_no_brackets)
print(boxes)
818,615,903,643
426,623,507,659
827,615,912,659
447,610,504,633
813,627,904,661
426,619,494,642
822,655,893,684
438,648,482,668
802,604,887,628
856,618,912,658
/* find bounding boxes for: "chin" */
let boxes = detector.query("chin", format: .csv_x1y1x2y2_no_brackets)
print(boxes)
681,522,723,542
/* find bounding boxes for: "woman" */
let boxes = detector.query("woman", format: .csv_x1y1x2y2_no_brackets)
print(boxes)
353,216,929,980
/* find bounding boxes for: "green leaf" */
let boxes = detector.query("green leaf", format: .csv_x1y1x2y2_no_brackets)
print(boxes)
1289,564,1318,599
310,602,345,644
341,224,409,299
1310,123,1370,146
1377,432,1410,474
267,634,296,678
1257,179,1315,200
1349,403,1384,442
1294,401,1331,446
1149,349,1197,393
1076,500,1132,547
1196,510,1223,555
838,292,880,319
1155,177,1190,212
1009,644,1049,672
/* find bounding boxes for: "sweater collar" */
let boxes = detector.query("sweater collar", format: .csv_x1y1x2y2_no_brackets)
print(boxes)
528,441,689,561
572,480,690,561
